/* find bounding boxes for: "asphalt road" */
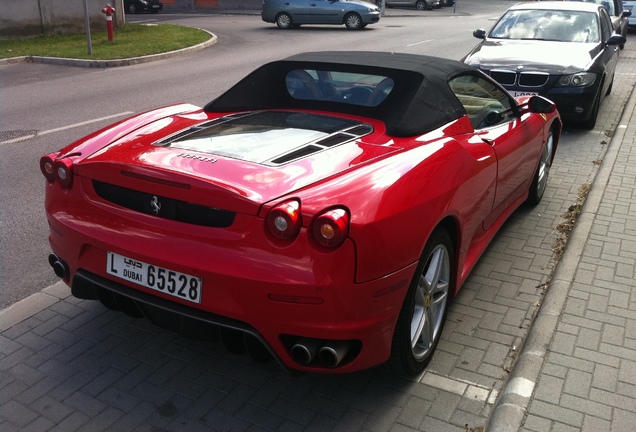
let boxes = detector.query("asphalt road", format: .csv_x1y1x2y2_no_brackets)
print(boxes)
0,1,517,309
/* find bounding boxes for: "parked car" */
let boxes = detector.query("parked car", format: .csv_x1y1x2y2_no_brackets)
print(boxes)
623,0,636,30
123,0,163,14
463,1,625,129
262,0,380,30
41,51,560,375
564,0,631,47
374,0,441,10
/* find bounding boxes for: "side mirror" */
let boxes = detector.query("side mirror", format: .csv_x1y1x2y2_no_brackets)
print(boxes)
528,95,556,114
606,34,626,46
473,29,486,39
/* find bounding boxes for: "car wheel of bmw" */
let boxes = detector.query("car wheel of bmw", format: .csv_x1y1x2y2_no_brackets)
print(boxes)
527,127,554,206
389,228,453,376
276,12,293,29
127,3,137,14
344,13,363,30
606,73,615,96
581,90,601,130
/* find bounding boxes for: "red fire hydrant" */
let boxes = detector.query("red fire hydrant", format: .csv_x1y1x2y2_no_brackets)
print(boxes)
102,4,116,42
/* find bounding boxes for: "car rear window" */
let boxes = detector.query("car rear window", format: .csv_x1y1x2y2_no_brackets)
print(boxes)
286,69,394,107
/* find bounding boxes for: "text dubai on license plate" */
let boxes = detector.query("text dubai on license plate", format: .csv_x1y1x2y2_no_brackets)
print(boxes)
107,251,202,303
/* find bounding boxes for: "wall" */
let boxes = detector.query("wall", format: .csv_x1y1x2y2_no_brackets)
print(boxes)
0,0,125,38
165,0,262,11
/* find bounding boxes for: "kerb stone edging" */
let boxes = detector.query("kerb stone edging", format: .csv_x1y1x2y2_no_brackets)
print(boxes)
0,28,217,68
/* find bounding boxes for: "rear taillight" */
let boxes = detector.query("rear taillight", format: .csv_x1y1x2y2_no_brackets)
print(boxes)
40,154,56,182
312,208,349,248
266,200,302,240
40,153,74,189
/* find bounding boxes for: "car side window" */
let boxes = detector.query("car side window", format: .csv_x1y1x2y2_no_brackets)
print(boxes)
448,74,516,130
601,0,615,16
599,9,613,39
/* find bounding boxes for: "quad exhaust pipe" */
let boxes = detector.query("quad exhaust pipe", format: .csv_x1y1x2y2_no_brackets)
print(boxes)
291,338,352,368
318,340,351,368
48,253,69,279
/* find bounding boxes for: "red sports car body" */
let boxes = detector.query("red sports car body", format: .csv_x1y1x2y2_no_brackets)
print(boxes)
41,52,560,375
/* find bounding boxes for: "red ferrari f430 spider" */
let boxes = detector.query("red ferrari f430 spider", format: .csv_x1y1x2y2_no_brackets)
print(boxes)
41,52,560,375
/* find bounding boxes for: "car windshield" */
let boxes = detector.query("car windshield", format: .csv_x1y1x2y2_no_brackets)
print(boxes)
286,69,395,107
489,9,599,43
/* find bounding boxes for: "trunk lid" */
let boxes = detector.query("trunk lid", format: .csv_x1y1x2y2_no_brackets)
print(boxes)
77,110,400,215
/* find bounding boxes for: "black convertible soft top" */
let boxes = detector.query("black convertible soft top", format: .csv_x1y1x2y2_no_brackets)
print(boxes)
205,52,480,137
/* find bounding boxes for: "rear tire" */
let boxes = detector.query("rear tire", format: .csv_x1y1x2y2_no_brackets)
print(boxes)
527,127,555,206
127,3,137,14
389,228,454,376
416,0,430,11
276,12,293,29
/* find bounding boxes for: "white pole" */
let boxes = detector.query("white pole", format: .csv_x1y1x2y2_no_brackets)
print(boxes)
83,0,92,55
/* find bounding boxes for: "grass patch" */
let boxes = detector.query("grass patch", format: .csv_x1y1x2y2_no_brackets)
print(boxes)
0,23,210,60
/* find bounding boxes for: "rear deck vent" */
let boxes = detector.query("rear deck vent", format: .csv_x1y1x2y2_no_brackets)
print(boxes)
345,125,374,135
93,181,235,228
270,145,323,164
155,129,197,146
315,133,353,147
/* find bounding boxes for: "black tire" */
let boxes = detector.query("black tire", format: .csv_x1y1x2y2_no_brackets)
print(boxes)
416,0,430,11
620,27,626,49
581,89,600,130
344,13,363,30
527,127,555,206
127,3,137,14
606,73,614,96
389,228,454,376
276,12,293,29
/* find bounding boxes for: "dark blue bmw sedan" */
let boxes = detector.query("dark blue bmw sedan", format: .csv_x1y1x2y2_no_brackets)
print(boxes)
463,1,626,129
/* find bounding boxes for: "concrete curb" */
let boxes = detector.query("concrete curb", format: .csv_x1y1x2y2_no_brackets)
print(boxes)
0,281,70,332
487,77,636,432
0,28,217,68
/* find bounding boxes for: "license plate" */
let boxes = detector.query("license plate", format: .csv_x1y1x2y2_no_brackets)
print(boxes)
512,91,538,97
107,251,202,304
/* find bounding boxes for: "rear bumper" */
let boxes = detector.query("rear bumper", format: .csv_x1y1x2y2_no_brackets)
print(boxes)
61,259,414,373
46,183,415,373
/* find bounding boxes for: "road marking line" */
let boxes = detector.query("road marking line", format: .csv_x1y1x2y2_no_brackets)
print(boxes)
406,39,433,47
39,111,134,136
421,371,499,403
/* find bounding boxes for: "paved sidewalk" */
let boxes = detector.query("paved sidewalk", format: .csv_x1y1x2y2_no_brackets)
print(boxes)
488,56,636,431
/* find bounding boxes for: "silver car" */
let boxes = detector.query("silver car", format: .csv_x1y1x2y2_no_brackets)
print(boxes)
625,0,636,29
262,0,381,30
375,0,442,11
